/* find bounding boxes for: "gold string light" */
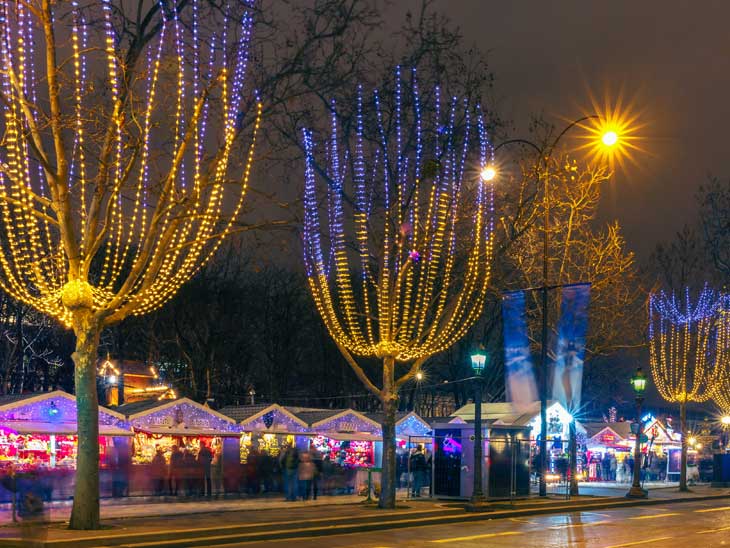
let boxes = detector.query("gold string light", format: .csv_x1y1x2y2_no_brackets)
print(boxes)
648,288,728,405
0,1,259,327
302,70,495,365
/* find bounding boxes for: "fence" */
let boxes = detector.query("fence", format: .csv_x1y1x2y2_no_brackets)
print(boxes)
404,435,575,501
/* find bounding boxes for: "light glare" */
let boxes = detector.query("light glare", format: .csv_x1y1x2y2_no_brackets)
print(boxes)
480,166,496,182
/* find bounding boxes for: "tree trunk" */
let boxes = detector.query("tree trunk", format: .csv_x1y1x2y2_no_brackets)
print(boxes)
379,394,398,509
69,314,102,530
379,356,398,509
679,400,689,492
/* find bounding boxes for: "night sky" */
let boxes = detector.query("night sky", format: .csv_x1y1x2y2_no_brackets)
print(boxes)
403,0,730,262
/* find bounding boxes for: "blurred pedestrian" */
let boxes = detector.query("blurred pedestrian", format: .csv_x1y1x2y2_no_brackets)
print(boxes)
169,445,183,496
17,469,49,548
310,449,323,500
151,447,166,495
198,442,213,497
280,444,299,501
211,449,223,496
298,451,315,500
409,445,426,497
182,448,197,496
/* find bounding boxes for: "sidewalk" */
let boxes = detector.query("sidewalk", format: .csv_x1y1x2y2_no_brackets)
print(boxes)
1,486,728,547
0,493,365,523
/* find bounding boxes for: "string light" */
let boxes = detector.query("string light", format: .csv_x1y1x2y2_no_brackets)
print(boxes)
648,287,729,404
0,1,259,327
302,68,495,363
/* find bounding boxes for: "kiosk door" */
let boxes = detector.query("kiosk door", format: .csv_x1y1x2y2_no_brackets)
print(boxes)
434,429,462,497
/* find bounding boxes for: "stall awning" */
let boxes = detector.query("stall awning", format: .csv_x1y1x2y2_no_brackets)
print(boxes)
133,426,240,438
317,432,381,442
0,421,133,436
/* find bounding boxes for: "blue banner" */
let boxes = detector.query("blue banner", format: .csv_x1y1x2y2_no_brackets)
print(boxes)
552,283,591,411
502,290,537,411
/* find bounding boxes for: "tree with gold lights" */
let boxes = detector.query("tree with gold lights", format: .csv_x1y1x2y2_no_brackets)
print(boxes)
302,69,495,508
648,288,730,491
0,0,259,528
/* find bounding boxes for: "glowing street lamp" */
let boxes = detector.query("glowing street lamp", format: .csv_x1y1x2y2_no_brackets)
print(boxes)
601,130,619,147
627,367,649,499
480,165,497,182
469,344,488,506
630,368,648,395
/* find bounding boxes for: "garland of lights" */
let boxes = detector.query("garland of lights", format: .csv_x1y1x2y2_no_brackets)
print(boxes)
0,0,260,326
648,287,729,404
301,67,494,364
711,300,730,412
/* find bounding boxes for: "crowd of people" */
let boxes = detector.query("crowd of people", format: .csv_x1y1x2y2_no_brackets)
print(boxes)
149,443,218,497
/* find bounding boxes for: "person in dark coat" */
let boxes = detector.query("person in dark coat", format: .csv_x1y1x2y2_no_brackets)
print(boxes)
409,446,427,497
151,447,166,495
169,445,183,496
197,443,214,497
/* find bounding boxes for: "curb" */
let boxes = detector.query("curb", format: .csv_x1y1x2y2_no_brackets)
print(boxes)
2,492,729,547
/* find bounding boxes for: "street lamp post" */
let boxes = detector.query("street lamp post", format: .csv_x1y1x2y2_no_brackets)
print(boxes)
470,345,488,505
490,117,619,497
722,416,730,452
627,367,648,498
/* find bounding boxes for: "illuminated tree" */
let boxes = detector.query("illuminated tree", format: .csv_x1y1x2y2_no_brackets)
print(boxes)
302,69,494,508
0,0,259,528
648,288,729,491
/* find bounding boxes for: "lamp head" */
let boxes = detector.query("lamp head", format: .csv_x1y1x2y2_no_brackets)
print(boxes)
630,367,647,396
601,130,619,147
480,166,496,182
470,344,488,375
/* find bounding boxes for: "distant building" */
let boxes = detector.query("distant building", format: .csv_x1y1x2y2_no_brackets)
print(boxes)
97,358,175,406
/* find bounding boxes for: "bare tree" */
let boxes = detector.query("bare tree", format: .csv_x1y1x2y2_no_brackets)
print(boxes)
302,71,495,508
0,1,258,528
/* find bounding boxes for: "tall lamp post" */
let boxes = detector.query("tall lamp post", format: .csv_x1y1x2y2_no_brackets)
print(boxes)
470,345,488,505
627,367,648,498
485,117,621,497
721,415,730,453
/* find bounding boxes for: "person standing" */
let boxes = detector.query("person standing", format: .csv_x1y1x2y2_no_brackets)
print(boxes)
310,448,323,500
409,446,426,497
197,443,214,497
298,451,315,501
280,445,299,501
169,445,183,496
151,448,166,496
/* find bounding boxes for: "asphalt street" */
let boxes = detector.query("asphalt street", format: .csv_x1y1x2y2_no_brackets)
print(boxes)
230,500,730,548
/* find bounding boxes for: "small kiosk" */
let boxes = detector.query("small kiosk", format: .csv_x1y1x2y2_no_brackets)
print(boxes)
119,397,240,495
0,390,132,499
229,403,310,463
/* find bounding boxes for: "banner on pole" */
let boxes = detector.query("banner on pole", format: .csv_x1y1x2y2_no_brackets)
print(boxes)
552,283,591,411
502,290,537,412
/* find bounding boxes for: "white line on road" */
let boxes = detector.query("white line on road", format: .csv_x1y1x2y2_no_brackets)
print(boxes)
698,525,730,534
603,537,673,548
430,531,521,543
549,519,611,530
628,512,680,520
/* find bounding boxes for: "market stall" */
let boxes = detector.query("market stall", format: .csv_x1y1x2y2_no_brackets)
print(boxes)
0,390,132,500
231,403,310,463
120,397,240,495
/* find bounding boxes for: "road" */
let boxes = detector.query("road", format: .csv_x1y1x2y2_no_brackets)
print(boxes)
230,500,730,548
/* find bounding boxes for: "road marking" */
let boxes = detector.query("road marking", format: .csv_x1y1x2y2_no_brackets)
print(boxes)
431,531,521,543
698,525,730,534
549,520,611,530
509,517,536,524
603,537,672,548
628,512,680,520
694,505,730,513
